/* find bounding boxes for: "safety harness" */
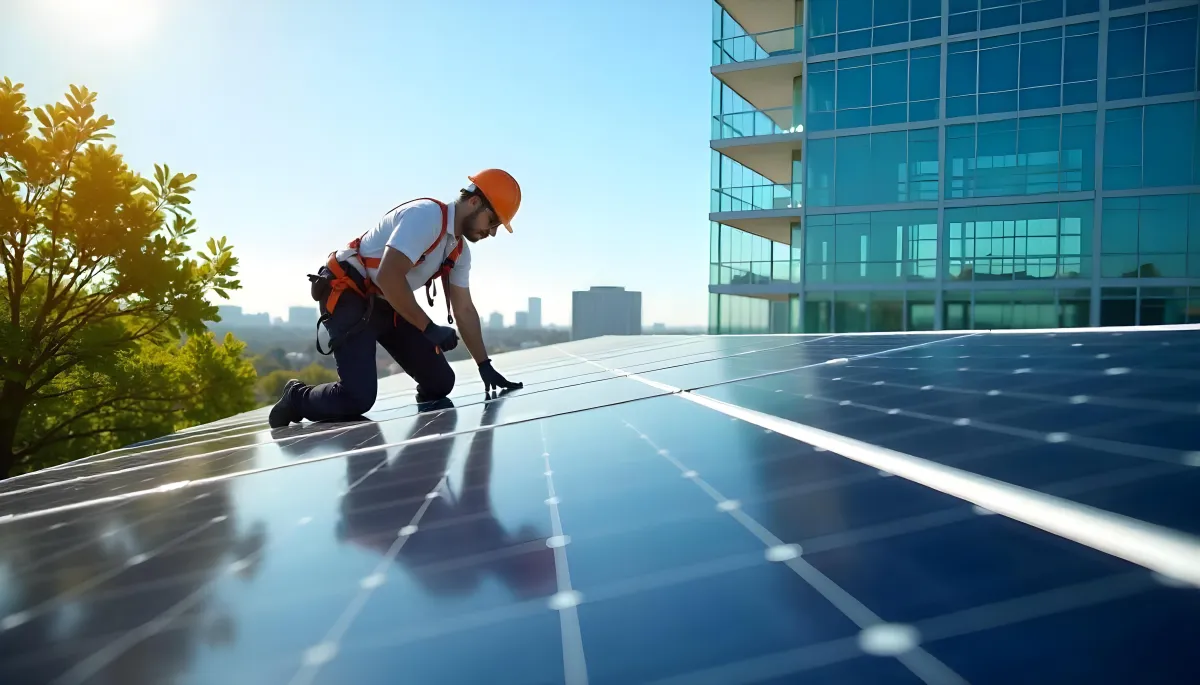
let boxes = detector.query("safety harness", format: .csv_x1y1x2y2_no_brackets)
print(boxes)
308,198,464,355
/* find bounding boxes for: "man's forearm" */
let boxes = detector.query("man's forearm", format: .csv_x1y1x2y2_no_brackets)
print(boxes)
456,304,489,364
378,281,431,331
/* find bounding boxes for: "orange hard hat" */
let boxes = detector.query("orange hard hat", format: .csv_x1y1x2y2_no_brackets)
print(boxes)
468,168,521,233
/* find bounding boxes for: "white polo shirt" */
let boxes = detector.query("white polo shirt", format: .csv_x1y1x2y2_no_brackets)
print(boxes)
335,198,471,293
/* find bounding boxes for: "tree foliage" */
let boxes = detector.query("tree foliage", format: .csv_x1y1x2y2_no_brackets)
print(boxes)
0,79,256,478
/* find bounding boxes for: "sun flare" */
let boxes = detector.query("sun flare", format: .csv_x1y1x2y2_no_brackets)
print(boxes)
42,0,159,46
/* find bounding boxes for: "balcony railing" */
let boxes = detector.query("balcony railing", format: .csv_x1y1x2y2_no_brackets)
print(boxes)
712,106,799,140
711,261,800,286
713,26,805,66
712,183,802,213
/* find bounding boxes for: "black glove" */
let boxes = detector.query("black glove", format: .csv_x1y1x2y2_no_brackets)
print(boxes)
479,359,522,392
423,322,459,352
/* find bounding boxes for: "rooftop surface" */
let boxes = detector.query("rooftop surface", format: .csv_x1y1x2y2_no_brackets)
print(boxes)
1,328,1199,684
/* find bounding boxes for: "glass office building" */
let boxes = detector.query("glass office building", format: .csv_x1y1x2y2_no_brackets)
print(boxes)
709,0,1200,333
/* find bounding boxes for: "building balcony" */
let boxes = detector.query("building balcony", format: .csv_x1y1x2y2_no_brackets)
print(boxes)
717,0,800,38
713,26,804,67
710,183,803,243
710,260,799,287
711,106,802,184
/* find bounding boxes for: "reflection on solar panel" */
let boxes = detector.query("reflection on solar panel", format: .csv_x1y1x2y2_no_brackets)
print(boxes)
1,327,1199,684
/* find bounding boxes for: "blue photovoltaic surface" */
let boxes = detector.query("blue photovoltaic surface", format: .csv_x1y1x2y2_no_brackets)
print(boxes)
0,328,1198,685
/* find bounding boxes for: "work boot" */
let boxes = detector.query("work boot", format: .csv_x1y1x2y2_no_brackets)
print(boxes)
416,397,455,413
268,379,304,428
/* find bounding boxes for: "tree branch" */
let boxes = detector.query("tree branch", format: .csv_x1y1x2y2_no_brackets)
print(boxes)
16,424,149,460
16,391,185,458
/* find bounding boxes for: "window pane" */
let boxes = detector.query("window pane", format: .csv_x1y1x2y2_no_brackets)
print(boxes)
912,0,941,20
1140,195,1189,254
910,99,938,121
807,71,836,132
874,23,910,46
1022,38,1060,89
873,60,908,105
870,131,908,204
1144,102,1196,188
910,55,940,101
1023,0,1062,24
1062,80,1097,105
1101,201,1139,254
979,44,1019,92
1103,108,1143,190
838,66,870,109
1107,27,1145,79
809,0,837,36
807,138,835,207
1107,75,1143,100
947,50,978,97
1146,17,1197,74
1066,0,1098,15
979,90,1019,114
836,135,872,206
947,95,977,117
839,29,872,51
950,12,978,34
839,0,872,32
981,5,1020,31
1146,70,1196,97
873,103,907,125
911,18,940,39
875,0,909,27
1063,33,1098,82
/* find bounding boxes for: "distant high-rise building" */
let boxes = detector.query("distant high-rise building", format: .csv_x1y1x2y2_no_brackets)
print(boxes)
527,297,542,329
515,311,529,329
571,286,642,340
651,323,667,333
488,312,504,329
289,306,318,327
216,305,243,323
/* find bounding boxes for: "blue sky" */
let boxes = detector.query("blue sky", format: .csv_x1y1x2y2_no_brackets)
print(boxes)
3,0,713,328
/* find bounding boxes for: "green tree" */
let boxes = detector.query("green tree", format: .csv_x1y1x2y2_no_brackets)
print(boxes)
0,79,255,477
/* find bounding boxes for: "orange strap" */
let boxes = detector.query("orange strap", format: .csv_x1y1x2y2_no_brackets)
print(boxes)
322,198,451,316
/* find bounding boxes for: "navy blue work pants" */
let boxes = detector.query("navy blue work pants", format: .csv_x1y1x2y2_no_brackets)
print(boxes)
297,290,455,421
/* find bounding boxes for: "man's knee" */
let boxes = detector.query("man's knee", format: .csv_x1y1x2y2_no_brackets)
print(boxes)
344,382,378,415
418,365,455,401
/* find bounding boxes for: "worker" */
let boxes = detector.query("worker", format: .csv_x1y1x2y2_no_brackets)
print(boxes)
268,169,524,429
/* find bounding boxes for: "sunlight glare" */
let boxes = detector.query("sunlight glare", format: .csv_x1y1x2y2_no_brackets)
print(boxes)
42,0,159,46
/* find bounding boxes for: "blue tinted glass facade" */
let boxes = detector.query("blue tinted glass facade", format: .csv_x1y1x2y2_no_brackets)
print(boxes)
709,0,1200,334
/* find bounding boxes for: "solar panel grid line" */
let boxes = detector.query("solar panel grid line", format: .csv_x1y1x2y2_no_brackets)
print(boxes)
286,474,448,685
729,363,1132,454
846,361,1200,383
540,422,590,685
705,324,1200,337
678,334,984,392
678,392,1200,588
48,513,318,685
828,376,1200,416
791,391,1191,467
621,421,970,685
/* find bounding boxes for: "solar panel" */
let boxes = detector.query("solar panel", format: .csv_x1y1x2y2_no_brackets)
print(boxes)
1,327,1198,684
